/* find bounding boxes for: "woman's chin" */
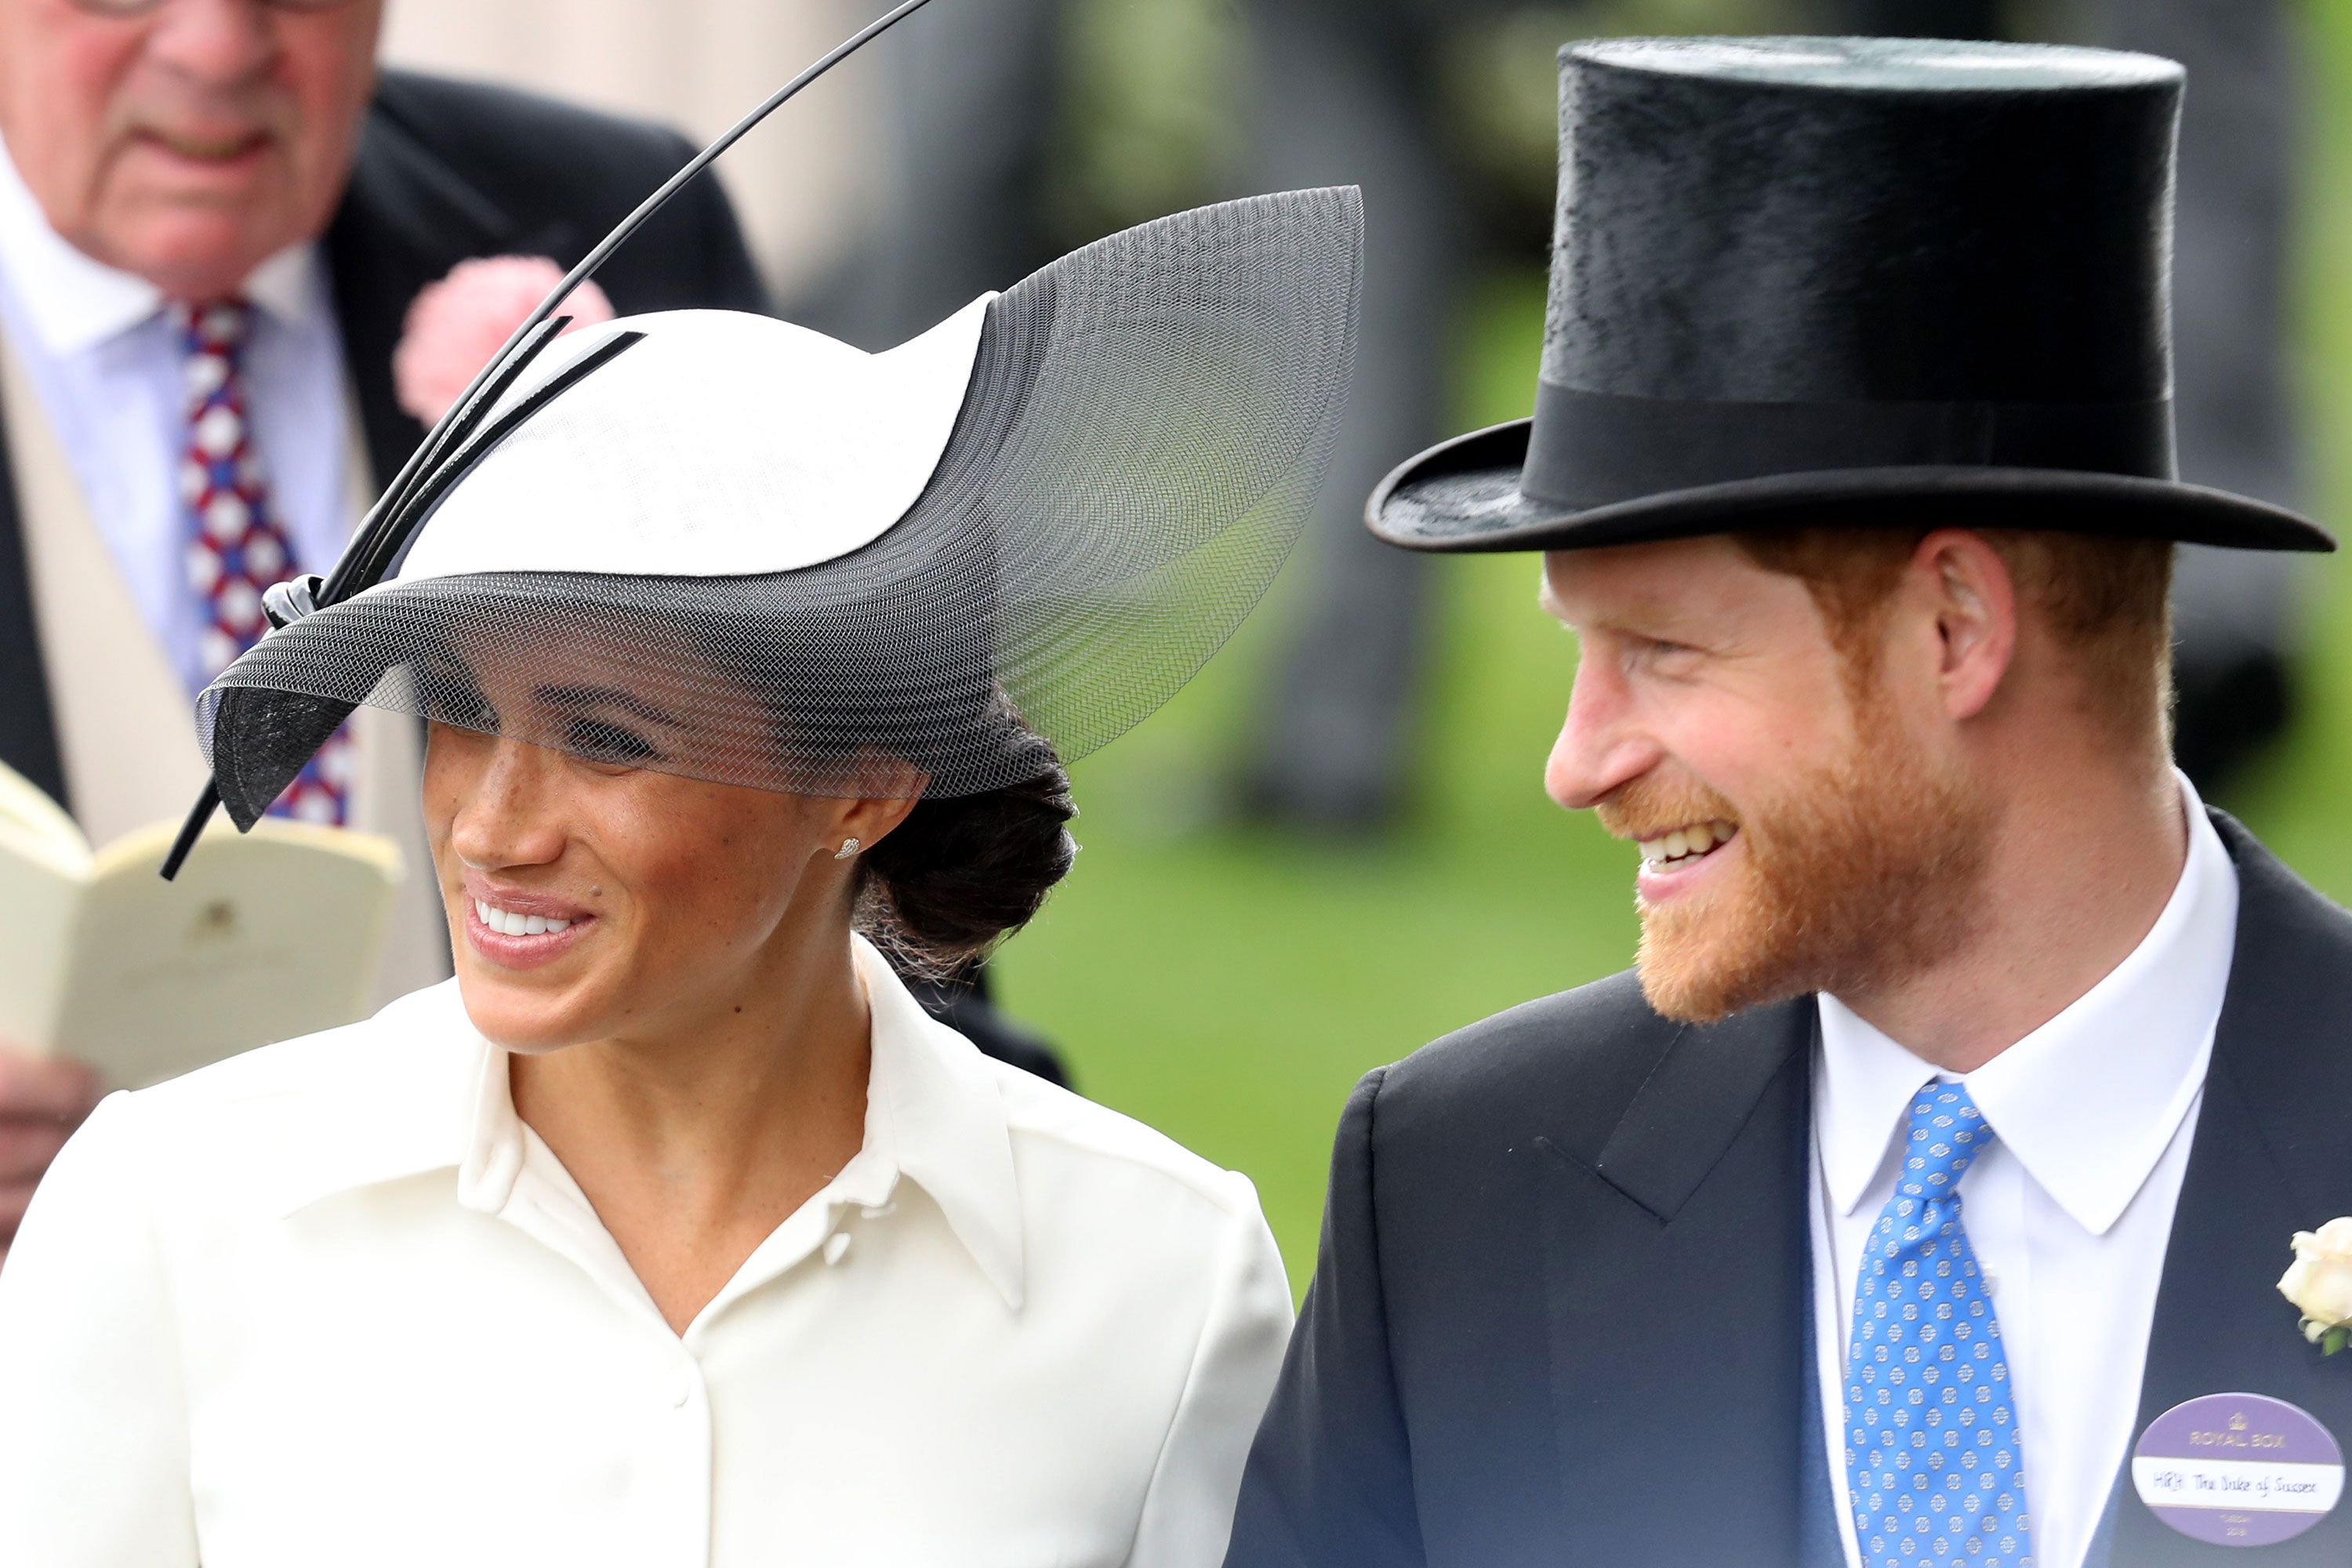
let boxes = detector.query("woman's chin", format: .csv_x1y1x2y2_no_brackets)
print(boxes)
452,969,602,1055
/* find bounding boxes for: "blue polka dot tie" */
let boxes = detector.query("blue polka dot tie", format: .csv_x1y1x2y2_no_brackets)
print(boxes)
1844,1083,2031,1567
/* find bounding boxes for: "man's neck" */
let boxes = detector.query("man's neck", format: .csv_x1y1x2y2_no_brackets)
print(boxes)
1834,763,2190,1074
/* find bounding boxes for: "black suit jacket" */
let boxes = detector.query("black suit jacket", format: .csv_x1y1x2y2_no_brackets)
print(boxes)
0,68,769,811
1227,811,2352,1566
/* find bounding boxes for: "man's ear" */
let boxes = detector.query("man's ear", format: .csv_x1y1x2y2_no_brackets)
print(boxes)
1913,529,2016,723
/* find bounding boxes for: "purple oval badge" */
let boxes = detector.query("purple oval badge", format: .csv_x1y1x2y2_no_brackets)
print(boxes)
2132,1392,2343,1547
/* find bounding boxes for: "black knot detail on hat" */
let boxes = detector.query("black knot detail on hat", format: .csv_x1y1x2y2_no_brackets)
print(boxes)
1370,34,2333,555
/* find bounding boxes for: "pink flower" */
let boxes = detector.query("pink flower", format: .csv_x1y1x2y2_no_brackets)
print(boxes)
392,256,617,425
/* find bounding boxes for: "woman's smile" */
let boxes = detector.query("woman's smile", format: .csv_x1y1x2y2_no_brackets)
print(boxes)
459,871,598,971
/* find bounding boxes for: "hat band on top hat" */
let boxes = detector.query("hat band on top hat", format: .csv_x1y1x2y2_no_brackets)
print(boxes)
1518,380,2176,510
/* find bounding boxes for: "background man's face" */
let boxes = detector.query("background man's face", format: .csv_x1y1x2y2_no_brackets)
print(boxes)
0,0,383,302
1541,535,1990,1021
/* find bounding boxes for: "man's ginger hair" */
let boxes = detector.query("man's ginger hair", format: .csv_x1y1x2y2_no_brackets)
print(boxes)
1735,526,2175,753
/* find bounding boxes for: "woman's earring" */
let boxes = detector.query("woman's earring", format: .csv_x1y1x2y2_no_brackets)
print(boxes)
834,838,861,861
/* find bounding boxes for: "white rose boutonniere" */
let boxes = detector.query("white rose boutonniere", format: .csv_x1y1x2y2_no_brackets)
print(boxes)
2280,1218,2352,1355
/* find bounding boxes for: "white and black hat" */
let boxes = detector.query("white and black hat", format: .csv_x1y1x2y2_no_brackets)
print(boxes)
196,188,1364,827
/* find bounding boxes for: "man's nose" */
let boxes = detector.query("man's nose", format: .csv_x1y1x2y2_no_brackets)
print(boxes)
145,0,278,89
1543,661,1661,811
448,737,567,870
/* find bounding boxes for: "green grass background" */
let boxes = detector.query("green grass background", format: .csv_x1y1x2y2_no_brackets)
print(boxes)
994,9,2352,1294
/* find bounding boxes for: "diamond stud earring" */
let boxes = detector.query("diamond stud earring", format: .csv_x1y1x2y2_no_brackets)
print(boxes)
835,838,861,861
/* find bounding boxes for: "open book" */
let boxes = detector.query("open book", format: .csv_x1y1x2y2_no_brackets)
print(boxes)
0,759,403,1089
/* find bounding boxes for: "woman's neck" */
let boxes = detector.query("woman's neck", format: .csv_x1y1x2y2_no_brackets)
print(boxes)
508,932,873,1335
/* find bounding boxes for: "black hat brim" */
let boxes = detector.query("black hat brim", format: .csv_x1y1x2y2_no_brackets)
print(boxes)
1369,418,2336,555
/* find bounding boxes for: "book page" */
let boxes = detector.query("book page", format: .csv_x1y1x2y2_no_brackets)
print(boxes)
0,800,88,1058
0,758,89,1054
0,758,85,861
60,820,403,1089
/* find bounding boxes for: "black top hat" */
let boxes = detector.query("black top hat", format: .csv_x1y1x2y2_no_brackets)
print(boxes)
1370,36,2333,555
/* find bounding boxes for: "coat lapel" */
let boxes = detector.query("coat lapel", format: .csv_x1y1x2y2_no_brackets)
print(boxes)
0,377,66,806
2108,811,2352,1563
1537,997,1819,1565
323,100,528,491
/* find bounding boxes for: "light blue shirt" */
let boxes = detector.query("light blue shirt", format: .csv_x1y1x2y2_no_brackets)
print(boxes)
0,136,356,697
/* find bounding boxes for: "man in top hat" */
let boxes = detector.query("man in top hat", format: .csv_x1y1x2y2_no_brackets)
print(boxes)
1223,36,2352,1568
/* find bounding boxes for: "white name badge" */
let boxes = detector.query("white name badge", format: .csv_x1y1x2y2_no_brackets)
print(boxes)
2133,1392,2343,1547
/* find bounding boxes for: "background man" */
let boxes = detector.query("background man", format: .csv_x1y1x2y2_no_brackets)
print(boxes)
0,0,768,1266
1226,36,2352,1568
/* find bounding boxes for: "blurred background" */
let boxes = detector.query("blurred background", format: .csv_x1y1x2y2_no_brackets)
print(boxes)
387,0,2352,1288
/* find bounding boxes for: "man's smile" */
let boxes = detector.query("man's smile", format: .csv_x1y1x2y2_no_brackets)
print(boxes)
1635,818,1739,873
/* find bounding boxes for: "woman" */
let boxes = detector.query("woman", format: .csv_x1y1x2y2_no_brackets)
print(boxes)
0,189,1362,1566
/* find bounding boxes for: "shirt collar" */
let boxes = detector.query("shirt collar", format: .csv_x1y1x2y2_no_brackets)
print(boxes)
1814,770,2239,1236
276,938,1027,1308
0,130,325,355
832,934,1027,1308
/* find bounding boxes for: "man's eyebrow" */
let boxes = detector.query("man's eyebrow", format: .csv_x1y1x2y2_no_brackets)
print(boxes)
533,684,688,730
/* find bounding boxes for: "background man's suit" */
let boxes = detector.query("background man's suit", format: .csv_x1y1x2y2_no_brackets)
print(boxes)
1225,815,2352,1566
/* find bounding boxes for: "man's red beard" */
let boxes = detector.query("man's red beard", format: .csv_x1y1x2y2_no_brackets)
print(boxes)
1597,694,1996,1023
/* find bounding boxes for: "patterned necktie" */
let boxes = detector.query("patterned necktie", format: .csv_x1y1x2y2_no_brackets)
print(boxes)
176,299,349,825
1844,1083,2031,1568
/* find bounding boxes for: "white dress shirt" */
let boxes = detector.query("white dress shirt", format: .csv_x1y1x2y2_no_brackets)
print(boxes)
0,134,353,696
1809,772,2239,1568
0,935,1294,1567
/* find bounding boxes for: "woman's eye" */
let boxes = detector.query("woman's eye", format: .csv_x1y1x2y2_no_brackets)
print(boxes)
415,659,499,733
565,717,659,767
436,686,500,734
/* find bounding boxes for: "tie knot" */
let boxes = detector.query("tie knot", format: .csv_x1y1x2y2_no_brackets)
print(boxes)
171,297,253,352
1896,1082,1994,1200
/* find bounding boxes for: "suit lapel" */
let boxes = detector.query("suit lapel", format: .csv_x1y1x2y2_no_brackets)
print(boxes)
324,101,528,490
1537,997,1818,1565
0,366,68,805
2110,812,2352,1563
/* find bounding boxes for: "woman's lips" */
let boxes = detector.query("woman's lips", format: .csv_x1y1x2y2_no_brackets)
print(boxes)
463,897,596,971
459,876,598,971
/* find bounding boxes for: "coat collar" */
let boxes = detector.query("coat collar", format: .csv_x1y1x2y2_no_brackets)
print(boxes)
324,82,531,489
273,938,1028,1310
1537,995,1819,1563
1585,996,1813,1223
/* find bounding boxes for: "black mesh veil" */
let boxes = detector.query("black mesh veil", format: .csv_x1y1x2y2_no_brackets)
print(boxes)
197,189,1364,827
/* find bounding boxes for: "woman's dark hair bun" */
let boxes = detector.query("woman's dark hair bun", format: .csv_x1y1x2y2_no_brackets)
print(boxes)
854,726,1076,978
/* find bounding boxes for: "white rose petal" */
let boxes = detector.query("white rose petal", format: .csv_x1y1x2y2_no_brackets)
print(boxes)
2281,1221,2352,1327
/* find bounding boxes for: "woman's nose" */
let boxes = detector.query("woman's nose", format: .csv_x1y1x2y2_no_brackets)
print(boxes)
448,737,568,869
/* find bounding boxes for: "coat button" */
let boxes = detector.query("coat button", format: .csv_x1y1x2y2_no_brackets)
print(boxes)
824,1231,853,1265
672,1369,695,1408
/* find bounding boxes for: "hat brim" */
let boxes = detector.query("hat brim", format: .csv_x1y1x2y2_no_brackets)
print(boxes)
1368,419,2336,554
